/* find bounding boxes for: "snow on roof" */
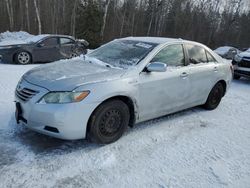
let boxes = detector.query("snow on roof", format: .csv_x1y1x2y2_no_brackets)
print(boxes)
122,36,184,44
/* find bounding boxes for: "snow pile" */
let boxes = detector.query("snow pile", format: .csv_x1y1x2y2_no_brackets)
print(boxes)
0,31,34,46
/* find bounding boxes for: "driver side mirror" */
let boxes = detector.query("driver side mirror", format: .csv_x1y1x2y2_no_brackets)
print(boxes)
37,43,45,48
146,62,167,72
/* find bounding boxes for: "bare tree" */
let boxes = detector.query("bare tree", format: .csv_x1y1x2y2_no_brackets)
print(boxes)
71,0,78,37
100,0,111,41
34,0,42,34
25,0,30,31
5,0,14,30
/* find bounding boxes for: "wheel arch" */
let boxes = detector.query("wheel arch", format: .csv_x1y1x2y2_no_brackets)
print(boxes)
217,80,227,97
204,79,227,105
86,95,137,135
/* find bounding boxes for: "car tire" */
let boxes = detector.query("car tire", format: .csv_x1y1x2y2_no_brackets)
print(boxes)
233,74,241,80
15,51,32,65
203,82,224,110
87,100,130,144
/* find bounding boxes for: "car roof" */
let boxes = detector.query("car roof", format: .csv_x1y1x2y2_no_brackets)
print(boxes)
121,36,187,44
44,34,75,39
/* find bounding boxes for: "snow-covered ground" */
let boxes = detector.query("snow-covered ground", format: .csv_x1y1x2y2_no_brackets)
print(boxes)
0,62,250,188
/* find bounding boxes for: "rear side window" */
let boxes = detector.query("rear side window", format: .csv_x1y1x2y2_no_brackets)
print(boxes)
151,44,185,67
42,37,58,46
186,44,207,64
60,38,75,45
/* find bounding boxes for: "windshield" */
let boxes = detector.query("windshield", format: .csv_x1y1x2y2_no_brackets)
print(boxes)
87,40,157,69
26,35,49,43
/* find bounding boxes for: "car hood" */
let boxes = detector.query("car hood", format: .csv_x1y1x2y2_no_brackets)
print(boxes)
23,58,126,91
0,43,31,49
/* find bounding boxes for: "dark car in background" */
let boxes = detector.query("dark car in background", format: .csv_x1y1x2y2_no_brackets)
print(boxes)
0,35,89,64
232,48,250,79
214,46,241,60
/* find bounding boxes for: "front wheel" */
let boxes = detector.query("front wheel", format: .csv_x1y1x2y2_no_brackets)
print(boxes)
203,83,224,110
15,51,32,65
87,100,130,144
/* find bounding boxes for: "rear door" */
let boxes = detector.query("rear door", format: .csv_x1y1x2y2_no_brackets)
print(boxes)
138,44,191,121
59,37,76,58
33,37,60,62
185,44,220,105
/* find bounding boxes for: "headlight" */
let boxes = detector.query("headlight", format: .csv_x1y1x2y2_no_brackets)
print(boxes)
234,55,242,62
38,91,90,104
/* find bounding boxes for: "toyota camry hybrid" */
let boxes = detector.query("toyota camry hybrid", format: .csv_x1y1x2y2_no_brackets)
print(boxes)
15,37,232,144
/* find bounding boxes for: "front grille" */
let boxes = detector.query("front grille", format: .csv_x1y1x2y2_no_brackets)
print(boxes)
235,70,250,76
15,87,39,102
239,60,250,68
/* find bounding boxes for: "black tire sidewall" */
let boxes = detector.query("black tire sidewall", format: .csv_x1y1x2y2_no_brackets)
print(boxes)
88,100,130,144
15,51,32,65
204,83,224,110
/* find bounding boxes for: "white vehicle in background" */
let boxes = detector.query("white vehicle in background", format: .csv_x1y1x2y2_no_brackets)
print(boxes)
214,46,241,60
15,37,232,144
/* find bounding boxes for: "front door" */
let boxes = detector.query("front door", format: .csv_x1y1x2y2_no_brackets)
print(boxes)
33,37,60,62
138,44,191,121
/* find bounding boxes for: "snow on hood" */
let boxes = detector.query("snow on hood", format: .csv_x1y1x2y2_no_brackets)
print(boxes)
214,46,232,55
0,40,27,46
238,50,250,58
23,58,126,91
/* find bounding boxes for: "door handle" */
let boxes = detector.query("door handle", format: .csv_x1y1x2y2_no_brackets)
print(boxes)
213,67,218,72
180,72,188,78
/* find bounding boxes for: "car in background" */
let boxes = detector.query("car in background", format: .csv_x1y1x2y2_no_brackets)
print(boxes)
214,46,241,59
0,35,89,64
14,37,232,144
232,48,250,79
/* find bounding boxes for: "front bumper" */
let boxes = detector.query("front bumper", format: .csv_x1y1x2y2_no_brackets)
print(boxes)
15,79,99,140
234,67,250,79
233,59,250,78
0,49,14,63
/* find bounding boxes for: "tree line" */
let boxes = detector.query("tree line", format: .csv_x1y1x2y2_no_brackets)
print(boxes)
0,0,250,49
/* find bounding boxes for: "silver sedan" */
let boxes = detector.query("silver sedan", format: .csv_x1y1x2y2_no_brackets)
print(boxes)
15,37,232,144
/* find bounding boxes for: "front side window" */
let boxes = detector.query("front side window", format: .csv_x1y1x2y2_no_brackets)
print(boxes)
41,37,58,46
186,44,207,64
206,51,216,62
60,38,75,45
87,40,157,69
151,44,185,67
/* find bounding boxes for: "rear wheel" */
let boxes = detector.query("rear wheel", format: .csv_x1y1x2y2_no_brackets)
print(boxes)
15,51,32,65
87,100,130,144
203,83,224,110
